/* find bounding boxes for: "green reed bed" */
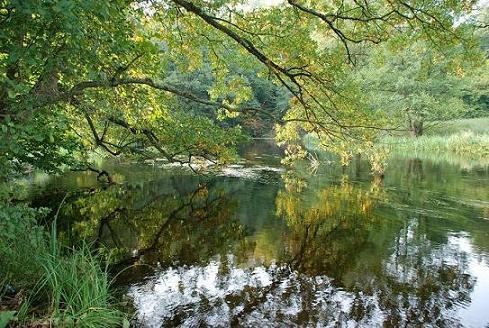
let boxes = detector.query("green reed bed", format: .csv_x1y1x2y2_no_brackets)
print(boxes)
34,245,127,327
382,131,489,158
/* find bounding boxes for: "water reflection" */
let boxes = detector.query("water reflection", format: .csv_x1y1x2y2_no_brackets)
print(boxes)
129,231,478,327
51,177,249,280
28,154,489,327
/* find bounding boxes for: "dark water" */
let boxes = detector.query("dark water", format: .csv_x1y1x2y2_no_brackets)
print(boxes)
28,147,489,327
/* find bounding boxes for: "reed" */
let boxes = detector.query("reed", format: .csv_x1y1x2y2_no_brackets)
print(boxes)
381,131,489,157
35,242,126,328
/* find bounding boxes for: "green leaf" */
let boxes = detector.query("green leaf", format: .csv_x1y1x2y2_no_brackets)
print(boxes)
7,90,16,99
0,311,16,328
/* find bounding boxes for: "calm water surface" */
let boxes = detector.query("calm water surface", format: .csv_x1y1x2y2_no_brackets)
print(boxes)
28,147,489,327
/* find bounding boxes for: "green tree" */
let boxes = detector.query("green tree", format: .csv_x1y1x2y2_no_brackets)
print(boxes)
463,6,489,118
356,41,482,137
0,0,480,176
166,58,291,137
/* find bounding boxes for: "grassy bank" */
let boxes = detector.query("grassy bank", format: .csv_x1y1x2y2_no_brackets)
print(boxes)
426,117,489,136
0,204,128,328
382,131,489,157
381,117,489,158
303,117,489,172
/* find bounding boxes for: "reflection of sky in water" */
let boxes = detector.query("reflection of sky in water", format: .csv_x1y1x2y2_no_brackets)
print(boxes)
129,256,383,327
129,233,489,327
453,236,489,328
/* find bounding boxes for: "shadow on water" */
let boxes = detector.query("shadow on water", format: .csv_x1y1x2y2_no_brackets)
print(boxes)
27,151,489,327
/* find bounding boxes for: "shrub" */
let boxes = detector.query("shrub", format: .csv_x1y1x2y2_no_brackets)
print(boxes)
0,204,48,289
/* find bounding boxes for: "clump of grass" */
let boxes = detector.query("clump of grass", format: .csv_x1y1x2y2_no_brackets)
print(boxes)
0,203,128,327
34,243,126,328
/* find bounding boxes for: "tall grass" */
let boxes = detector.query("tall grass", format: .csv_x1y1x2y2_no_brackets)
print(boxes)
0,202,127,327
382,131,489,157
35,243,126,327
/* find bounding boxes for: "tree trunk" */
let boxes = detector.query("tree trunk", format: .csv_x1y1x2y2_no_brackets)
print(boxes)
409,119,423,137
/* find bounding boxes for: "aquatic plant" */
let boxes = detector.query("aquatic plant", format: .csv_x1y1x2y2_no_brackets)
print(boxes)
381,131,489,157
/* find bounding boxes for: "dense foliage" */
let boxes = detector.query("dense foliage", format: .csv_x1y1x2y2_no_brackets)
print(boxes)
1,0,485,176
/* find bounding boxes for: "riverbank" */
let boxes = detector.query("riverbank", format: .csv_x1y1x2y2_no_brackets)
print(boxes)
302,117,489,173
381,130,489,157
0,203,129,328
380,117,489,158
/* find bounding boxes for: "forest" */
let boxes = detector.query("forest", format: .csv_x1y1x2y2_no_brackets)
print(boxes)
1,0,488,327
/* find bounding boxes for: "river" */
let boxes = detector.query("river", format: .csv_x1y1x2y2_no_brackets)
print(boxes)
27,145,489,327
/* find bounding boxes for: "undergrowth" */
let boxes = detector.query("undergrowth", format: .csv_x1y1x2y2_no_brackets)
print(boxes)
0,203,128,327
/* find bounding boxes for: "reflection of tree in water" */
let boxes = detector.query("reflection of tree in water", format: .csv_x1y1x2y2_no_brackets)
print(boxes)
130,229,475,327
271,173,474,326
406,158,424,181
56,177,247,279
275,174,383,278
126,172,476,327
341,218,475,327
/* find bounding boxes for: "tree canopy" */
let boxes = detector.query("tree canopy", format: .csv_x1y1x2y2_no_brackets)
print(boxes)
0,0,485,176
355,40,483,137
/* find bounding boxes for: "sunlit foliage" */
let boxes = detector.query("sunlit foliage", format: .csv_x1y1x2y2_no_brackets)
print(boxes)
0,0,483,176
